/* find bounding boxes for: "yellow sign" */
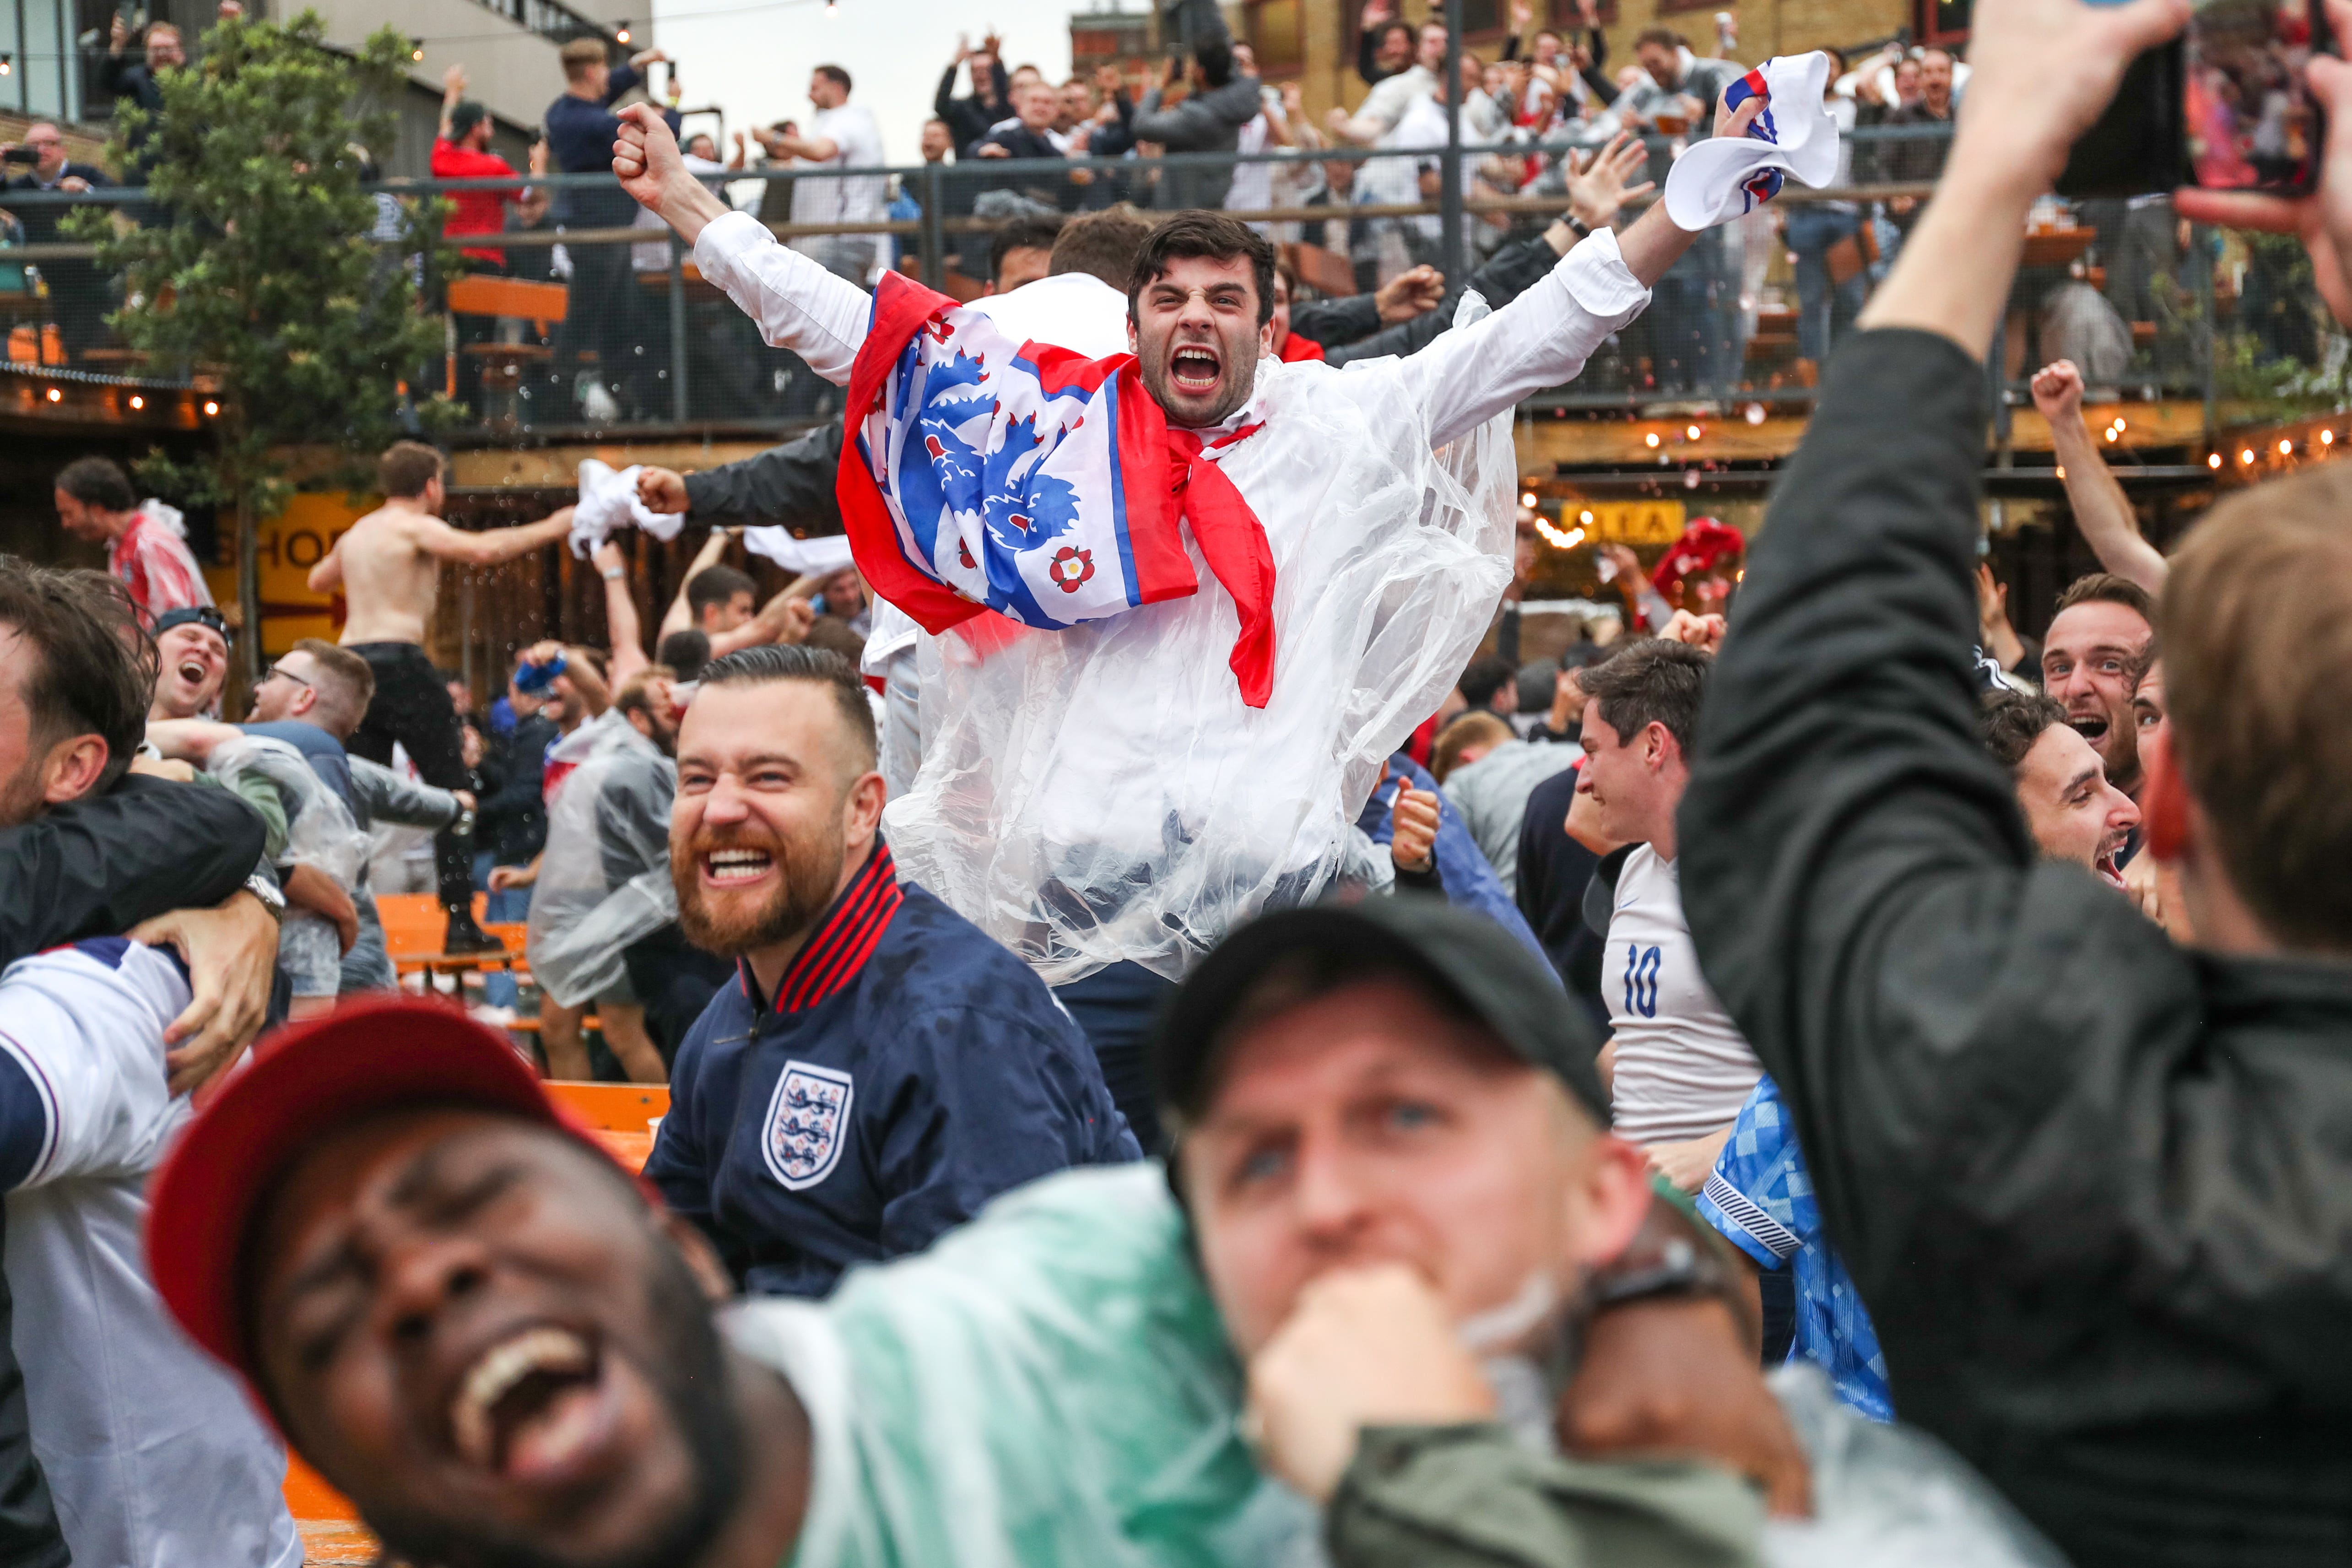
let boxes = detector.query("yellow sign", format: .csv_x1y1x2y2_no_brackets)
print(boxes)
1567,499,1687,546
200,492,373,659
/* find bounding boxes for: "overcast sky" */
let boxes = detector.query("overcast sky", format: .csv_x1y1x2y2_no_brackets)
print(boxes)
652,0,1137,165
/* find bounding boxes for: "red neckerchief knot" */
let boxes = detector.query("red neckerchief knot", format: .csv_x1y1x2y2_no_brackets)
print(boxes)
1163,419,1276,708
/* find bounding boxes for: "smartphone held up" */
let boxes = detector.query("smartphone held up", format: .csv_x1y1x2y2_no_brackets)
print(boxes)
2059,0,2332,196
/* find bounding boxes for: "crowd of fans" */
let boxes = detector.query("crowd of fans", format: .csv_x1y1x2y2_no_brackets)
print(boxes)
4,0,2352,1563
0,0,2283,413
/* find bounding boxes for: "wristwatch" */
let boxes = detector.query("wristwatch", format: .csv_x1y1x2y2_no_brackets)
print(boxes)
241,870,287,924
1565,215,1593,240
1579,1191,1753,1341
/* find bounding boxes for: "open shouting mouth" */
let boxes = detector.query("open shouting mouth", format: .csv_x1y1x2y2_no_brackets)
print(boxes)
447,1323,616,1485
1168,342,1223,395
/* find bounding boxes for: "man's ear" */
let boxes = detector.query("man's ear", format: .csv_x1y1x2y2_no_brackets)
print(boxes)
842,768,887,848
2143,729,2189,864
654,1209,737,1305
39,733,108,806
1126,313,1140,352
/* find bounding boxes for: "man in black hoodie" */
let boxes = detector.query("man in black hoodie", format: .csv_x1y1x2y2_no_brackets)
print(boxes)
1678,0,2352,1557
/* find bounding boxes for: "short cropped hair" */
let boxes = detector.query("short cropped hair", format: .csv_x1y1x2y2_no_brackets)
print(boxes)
1431,710,1513,783
1127,210,1276,328
54,456,137,515
1051,204,1155,289
1579,638,1709,755
2054,571,2156,627
697,643,877,776
290,638,376,737
813,63,851,93
377,441,444,499
0,559,153,792
2165,464,2352,949
989,214,1065,285
1455,654,1516,709
1977,688,2068,773
559,38,608,79
685,565,756,619
657,628,710,682
1634,25,1682,50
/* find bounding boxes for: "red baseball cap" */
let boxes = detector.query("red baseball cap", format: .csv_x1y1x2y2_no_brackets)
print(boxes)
146,995,612,1385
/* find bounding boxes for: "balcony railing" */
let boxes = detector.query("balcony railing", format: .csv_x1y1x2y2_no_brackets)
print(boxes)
0,124,2332,454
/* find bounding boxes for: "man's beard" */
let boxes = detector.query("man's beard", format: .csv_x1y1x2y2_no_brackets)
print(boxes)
1137,326,1258,428
672,815,846,958
0,752,49,827
364,1244,745,1568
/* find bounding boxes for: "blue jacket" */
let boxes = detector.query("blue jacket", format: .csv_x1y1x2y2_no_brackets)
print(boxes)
1357,752,1549,962
646,842,1140,1297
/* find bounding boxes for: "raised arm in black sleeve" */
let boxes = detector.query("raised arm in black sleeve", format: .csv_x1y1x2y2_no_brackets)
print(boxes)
681,422,846,530
1287,291,1383,353
0,773,265,965
1327,232,1568,367
1678,327,2352,1565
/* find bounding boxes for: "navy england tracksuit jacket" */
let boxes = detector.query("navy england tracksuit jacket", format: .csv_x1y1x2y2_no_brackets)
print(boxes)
645,841,1140,1297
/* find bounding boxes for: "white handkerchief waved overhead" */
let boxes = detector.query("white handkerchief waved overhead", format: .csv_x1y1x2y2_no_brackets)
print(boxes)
568,458,685,557
1662,52,1843,231
741,527,857,577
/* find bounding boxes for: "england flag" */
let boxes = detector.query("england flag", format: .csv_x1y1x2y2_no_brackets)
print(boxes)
836,271,1277,704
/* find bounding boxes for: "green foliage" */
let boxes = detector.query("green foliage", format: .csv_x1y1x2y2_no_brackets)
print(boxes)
66,11,460,522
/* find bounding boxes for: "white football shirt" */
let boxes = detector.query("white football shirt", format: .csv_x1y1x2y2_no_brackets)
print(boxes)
1603,844,1764,1144
0,940,302,1568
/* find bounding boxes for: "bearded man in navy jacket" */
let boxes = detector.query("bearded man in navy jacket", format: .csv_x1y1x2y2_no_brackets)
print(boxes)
645,644,1138,1296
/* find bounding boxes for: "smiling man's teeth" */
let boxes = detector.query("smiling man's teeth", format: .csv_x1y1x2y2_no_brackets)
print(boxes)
706,849,772,884
449,1326,591,1470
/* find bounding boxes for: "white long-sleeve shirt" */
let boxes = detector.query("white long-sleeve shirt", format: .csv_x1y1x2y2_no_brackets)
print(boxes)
693,210,1652,982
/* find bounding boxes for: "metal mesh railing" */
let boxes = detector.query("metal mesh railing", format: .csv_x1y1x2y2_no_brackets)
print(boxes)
0,123,2326,438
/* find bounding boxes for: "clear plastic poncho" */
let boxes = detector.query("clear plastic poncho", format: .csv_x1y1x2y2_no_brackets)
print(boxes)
525,715,678,1008
725,1165,2069,1568
207,736,368,888
210,735,372,995
885,296,1519,986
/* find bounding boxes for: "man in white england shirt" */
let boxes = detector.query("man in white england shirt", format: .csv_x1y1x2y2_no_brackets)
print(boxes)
760,65,885,284
0,936,301,1568
607,97,1751,990
1575,634,1761,1190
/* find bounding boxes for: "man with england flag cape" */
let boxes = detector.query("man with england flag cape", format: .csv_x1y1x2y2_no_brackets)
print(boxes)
608,77,1827,989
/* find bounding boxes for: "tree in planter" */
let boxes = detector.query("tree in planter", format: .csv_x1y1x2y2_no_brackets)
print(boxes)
70,11,459,675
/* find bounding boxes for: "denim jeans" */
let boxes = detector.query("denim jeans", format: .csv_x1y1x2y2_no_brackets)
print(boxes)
474,849,533,1009
1783,205,1866,365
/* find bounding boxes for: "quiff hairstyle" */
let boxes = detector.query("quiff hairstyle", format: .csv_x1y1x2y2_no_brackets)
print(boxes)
1579,638,1710,756
1127,211,1276,328
2164,466,2352,949
2054,571,2156,627
377,441,444,499
697,643,877,778
288,638,376,737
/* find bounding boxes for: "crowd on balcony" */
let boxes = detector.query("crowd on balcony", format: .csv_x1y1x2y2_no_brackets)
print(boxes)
8,0,2352,1563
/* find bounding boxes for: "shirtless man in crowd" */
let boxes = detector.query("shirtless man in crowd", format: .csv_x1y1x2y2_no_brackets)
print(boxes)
308,440,575,953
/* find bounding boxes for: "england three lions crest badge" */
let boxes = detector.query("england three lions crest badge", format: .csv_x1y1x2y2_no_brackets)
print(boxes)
762,1061,854,1191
